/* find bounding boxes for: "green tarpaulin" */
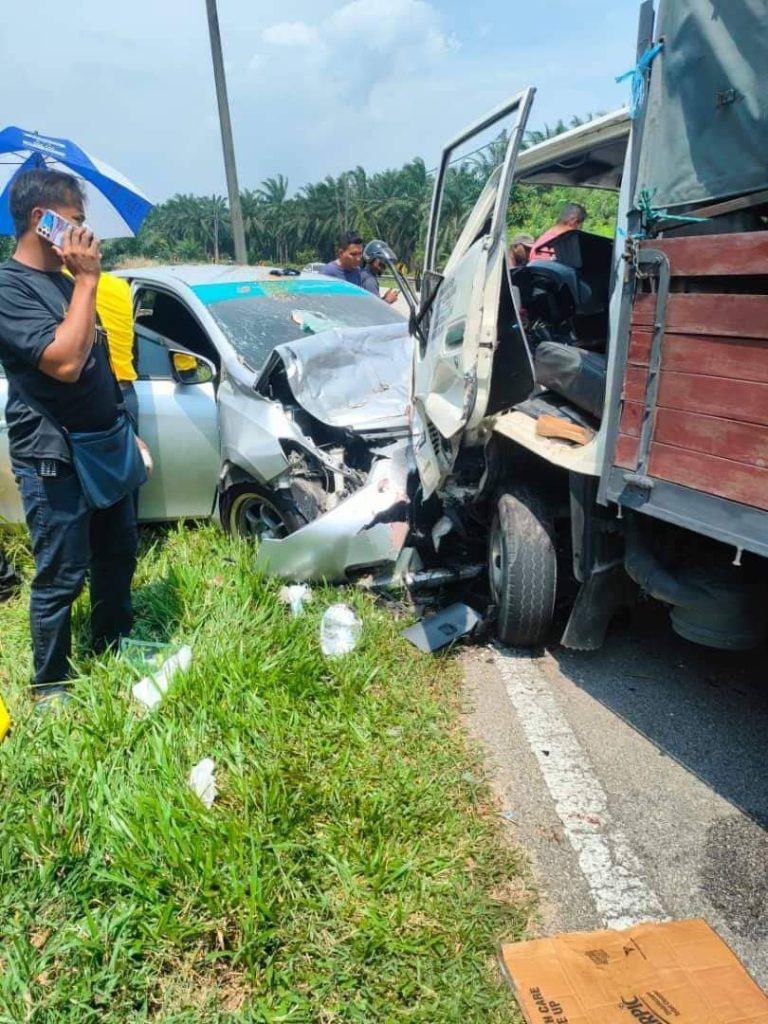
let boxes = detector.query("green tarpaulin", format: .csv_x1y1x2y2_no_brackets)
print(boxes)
635,0,768,209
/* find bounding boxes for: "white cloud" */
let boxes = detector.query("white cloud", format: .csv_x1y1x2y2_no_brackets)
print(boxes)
262,20,320,48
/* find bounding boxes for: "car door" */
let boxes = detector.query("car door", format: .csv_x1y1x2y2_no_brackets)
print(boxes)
133,323,220,521
0,367,23,523
413,88,536,498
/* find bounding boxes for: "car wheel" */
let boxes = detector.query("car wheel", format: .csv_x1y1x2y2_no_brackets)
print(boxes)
220,482,308,541
489,489,557,647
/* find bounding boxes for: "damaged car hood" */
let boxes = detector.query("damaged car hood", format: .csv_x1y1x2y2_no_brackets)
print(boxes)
256,322,413,432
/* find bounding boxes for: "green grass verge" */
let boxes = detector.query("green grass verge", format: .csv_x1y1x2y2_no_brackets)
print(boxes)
0,524,533,1022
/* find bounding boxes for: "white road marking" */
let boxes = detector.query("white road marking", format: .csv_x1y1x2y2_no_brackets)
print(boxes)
494,646,667,929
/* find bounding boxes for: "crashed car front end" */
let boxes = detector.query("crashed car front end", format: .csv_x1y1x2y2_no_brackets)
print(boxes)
218,322,415,582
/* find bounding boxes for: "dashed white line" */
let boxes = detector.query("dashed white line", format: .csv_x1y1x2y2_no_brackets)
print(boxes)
494,646,667,929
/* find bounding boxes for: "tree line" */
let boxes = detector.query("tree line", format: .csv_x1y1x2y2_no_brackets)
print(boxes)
0,116,619,269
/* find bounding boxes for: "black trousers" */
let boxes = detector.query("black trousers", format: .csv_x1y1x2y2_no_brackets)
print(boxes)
13,460,138,686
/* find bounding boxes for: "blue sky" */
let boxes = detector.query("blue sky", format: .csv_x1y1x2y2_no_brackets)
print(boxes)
1,0,641,202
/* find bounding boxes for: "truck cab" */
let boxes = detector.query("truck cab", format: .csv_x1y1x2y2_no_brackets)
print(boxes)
409,0,768,651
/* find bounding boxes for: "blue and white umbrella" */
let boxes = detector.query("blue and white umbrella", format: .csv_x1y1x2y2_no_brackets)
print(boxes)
0,126,153,238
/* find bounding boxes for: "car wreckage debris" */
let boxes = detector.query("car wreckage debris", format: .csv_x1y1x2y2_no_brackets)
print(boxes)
401,603,483,653
361,565,485,593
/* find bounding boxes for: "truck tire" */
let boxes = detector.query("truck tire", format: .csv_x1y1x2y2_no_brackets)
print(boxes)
220,481,308,541
489,490,557,647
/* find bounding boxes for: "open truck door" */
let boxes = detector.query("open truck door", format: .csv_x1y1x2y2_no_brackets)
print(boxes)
413,89,536,499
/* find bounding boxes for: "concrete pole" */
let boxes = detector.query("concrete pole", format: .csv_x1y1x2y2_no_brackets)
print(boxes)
205,0,248,264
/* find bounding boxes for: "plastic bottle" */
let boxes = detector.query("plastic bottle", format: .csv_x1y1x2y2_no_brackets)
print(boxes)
320,604,362,657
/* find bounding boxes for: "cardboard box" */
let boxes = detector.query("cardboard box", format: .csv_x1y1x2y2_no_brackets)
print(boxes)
499,919,768,1024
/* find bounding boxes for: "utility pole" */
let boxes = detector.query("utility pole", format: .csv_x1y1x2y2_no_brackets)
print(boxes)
205,0,248,264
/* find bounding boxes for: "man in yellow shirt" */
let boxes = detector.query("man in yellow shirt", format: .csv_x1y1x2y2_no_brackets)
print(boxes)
93,272,139,430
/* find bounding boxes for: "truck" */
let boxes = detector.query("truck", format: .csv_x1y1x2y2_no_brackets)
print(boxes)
389,0,768,651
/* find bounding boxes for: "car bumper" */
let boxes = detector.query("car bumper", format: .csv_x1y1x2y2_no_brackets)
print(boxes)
254,442,410,582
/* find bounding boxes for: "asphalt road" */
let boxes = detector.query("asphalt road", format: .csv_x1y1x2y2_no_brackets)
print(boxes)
464,600,768,989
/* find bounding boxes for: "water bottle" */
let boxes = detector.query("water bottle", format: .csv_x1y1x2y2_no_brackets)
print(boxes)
320,604,362,657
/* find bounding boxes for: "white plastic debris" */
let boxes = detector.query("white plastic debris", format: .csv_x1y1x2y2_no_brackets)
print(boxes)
188,757,217,808
131,645,193,709
320,603,362,657
279,584,313,617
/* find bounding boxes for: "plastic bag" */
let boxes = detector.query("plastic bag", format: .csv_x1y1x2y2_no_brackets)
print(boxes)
279,584,313,617
132,645,193,709
320,604,362,657
188,757,217,808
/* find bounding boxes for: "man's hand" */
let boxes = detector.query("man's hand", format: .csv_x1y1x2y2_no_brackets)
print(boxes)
39,229,100,383
53,226,101,281
383,288,399,304
136,436,154,476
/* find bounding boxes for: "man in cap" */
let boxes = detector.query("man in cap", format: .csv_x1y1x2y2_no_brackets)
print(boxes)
509,233,535,268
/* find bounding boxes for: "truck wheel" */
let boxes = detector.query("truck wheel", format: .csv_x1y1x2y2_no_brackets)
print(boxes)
220,482,307,541
489,490,557,647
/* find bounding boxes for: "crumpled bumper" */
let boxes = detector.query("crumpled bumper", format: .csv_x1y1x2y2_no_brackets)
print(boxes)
254,441,410,582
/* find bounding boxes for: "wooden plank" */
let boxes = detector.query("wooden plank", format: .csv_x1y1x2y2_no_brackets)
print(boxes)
614,434,639,470
639,231,768,277
659,334,768,383
623,365,649,403
648,443,768,511
665,294,768,338
631,294,768,338
657,371,768,426
631,292,657,328
619,401,644,438
686,189,768,222
628,329,653,366
630,329,768,382
655,408,768,468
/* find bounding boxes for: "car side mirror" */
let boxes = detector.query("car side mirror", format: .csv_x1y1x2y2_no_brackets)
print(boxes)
170,351,215,385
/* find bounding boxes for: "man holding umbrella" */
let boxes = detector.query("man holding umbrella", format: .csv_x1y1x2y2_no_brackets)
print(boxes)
0,169,143,702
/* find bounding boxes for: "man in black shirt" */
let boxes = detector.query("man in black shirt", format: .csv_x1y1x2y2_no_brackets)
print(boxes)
0,169,140,701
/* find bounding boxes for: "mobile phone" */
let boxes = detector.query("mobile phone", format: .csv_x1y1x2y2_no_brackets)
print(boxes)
36,209,76,248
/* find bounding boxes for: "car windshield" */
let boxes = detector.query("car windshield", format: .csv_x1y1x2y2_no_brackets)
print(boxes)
191,278,403,370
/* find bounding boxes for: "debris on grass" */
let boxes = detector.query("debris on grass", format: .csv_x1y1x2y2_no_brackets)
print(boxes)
132,644,193,709
279,583,313,617
0,692,10,742
320,603,362,657
188,757,217,808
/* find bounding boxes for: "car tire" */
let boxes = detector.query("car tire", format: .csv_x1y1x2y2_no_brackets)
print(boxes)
220,482,308,541
489,489,557,647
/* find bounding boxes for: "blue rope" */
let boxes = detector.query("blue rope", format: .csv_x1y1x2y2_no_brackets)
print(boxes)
616,41,664,118
637,187,710,228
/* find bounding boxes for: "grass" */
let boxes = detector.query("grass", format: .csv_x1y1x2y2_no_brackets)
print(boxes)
0,524,534,1023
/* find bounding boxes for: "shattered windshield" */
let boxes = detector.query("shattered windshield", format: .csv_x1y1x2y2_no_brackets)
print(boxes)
191,278,403,370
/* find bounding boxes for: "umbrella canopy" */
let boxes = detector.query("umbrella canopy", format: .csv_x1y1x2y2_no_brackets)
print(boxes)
0,126,153,238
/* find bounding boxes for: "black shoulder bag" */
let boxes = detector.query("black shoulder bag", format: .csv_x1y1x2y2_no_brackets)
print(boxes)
15,366,147,509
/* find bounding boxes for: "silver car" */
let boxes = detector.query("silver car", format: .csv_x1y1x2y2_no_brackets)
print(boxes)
0,266,412,581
